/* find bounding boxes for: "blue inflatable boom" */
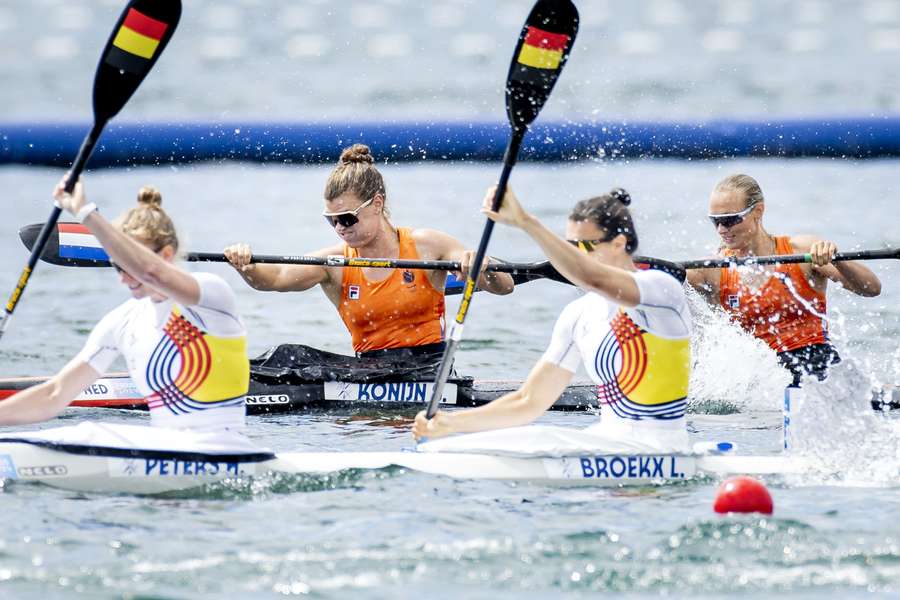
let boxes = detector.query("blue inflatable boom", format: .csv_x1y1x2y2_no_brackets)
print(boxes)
2,117,899,167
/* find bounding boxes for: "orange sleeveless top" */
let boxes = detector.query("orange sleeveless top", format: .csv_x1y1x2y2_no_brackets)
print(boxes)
337,228,446,353
719,236,828,353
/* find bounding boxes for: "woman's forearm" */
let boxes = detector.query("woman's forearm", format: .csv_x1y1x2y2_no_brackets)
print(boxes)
520,214,640,305
83,211,200,304
0,360,99,425
430,361,573,436
235,264,287,291
0,381,71,424
478,268,515,295
835,262,882,297
84,211,160,277
443,388,545,433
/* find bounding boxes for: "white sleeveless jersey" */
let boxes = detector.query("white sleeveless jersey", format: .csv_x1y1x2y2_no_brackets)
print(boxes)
77,272,249,431
542,269,692,425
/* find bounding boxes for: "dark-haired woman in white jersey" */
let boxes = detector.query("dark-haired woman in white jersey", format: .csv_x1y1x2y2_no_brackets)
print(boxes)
414,186,693,452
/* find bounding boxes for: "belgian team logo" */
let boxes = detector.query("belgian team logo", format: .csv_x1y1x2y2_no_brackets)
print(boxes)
145,312,212,413
597,311,648,404
595,310,688,420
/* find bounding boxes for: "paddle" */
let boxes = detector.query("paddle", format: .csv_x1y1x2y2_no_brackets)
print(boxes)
18,221,574,294
425,0,579,418
0,0,181,341
678,248,900,269
70,220,900,289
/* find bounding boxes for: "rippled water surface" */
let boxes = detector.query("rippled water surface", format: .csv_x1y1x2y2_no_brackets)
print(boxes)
1,0,899,120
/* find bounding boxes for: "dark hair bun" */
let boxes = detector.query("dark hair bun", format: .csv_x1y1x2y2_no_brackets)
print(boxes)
137,185,163,208
609,187,631,206
339,144,375,166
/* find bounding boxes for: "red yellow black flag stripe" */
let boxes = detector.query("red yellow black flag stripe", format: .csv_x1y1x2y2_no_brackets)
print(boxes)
512,26,570,84
104,8,169,74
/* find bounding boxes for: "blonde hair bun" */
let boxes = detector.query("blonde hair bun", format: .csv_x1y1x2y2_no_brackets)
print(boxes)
137,186,163,208
339,144,375,166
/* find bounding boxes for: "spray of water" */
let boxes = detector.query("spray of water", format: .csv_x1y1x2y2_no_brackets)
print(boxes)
790,359,900,487
686,287,791,414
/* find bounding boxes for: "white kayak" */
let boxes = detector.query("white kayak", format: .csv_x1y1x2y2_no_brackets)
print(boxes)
0,422,808,495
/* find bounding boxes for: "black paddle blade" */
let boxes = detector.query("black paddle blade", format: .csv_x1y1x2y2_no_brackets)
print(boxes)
18,223,112,268
93,0,181,122
506,0,579,132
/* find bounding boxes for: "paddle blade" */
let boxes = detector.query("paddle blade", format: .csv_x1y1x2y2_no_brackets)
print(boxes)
506,0,579,132
93,0,182,122
18,223,112,268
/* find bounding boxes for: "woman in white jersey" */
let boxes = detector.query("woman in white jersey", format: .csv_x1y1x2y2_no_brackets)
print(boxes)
0,177,249,432
414,186,692,452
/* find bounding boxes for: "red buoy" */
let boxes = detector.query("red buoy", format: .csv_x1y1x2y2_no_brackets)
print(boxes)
713,476,774,515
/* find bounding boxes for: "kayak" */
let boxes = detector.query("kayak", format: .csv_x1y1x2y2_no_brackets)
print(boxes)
0,373,598,413
0,342,599,412
0,422,808,495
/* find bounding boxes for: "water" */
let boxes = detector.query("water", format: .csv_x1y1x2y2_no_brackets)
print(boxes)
0,159,898,597
2,0,900,596
1,1,899,121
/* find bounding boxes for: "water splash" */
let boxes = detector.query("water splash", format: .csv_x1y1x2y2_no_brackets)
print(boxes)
790,360,900,487
686,288,791,414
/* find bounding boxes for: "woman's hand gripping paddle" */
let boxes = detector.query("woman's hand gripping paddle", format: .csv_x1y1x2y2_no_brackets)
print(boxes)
0,0,181,341
424,0,579,420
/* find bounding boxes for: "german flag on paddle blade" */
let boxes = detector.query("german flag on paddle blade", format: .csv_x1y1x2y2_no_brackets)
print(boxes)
511,26,571,85
104,8,169,74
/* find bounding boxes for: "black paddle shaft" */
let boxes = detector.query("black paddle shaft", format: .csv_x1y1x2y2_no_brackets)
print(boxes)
9,120,105,327
426,0,580,419
425,135,523,418
680,248,900,269
0,0,181,340
17,221,573,286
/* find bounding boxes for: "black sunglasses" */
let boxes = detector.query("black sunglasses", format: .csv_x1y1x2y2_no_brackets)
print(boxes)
323,197,374,228
708,203,757,229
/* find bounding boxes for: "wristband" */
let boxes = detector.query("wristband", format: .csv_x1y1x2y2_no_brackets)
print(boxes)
75,202,98,223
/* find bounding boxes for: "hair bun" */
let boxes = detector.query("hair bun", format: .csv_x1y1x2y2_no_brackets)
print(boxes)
609,187,631,206
339,144,375,166
137,186,163,208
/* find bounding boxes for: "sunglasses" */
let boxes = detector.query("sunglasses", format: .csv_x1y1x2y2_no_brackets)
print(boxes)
567,237,609,253
708,203,757,229
323,197,374,228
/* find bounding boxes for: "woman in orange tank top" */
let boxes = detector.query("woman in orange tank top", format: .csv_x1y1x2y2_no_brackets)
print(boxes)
687,174,881,386
223,144,514,362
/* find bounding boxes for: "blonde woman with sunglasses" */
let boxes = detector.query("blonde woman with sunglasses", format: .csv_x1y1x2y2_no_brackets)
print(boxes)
414,186,692,452
0,177,250,432
224,144,513,362
686,174,881,386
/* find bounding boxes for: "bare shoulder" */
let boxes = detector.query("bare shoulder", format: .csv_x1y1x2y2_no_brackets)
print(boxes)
409,228,462,259
788,234,819,253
